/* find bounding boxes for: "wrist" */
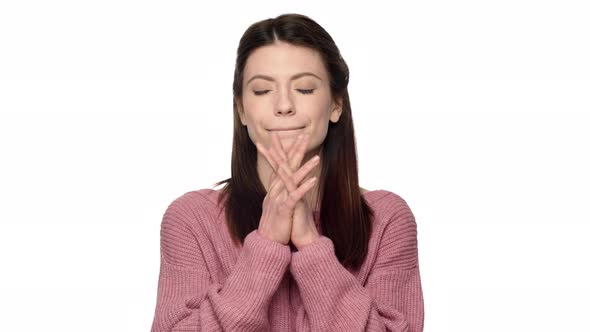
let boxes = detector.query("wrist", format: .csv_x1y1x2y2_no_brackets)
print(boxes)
294,234,320,250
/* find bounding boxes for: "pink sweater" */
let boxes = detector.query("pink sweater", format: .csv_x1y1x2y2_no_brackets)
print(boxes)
150,189,424,331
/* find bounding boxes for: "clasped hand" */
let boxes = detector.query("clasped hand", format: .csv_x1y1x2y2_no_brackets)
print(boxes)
255,131,321,250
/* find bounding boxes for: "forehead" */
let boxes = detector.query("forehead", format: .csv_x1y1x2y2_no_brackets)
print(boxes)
244,41,327,80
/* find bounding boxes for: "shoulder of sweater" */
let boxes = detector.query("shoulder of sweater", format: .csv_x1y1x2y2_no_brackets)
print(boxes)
366,189,417,232
172,188,223,207
167,188,220,210
162,188,223,231
365,190,419,272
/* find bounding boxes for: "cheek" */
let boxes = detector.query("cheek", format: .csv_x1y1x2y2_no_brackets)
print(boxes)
244,122,268,148
241,99,265,123
309,103,333,125
242,92,267,109
307,118,330,150
242,98,257,116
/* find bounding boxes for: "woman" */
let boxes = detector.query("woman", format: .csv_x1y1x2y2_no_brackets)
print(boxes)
150,13,424,332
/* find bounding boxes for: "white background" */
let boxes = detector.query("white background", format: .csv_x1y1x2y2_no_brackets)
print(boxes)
1,1,589,331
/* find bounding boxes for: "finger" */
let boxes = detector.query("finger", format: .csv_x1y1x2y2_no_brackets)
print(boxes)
285,176,318,206
256,141,287,195
270,131,289,163
267,144,309,197
268,144,296,178
268,147,299,195
269,143,303,187
286,133,304,159
268,171,285,195
267,145,284,170
288,133,310,171
265,160,288,195
275,150,320,187
292,154,320,184
259,134,305,197
256,141,279,173
275,162,298,193
269,131,310,175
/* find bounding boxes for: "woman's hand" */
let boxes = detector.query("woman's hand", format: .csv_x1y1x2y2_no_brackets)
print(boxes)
291,197,320,250
255,131,320,245
257,131,321,250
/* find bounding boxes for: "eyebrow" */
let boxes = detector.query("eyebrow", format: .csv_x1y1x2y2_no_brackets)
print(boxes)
246,72,322,85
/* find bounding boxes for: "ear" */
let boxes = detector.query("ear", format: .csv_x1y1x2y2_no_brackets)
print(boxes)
235,97,247,126
329,95,343,123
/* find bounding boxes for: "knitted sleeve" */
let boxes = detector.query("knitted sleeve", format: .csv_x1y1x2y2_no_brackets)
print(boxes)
150,195,291,332
289,193,424,331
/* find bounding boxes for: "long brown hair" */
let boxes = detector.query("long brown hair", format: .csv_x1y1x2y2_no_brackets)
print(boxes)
213,13,373,270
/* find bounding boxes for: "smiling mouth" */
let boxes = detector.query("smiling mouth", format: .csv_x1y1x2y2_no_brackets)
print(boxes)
268,127,305,131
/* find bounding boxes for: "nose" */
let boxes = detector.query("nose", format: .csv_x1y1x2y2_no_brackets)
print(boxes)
274,87,295,117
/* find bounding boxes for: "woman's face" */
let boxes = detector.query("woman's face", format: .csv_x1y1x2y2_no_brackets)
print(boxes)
237,40,342,156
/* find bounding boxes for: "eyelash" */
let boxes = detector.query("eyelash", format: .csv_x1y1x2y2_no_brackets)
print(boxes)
253,89,315,96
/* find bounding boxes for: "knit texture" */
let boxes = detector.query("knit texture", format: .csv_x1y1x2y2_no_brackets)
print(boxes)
150,189,424,331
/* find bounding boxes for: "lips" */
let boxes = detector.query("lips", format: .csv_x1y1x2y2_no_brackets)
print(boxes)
268,126,304,131
268,126,305,139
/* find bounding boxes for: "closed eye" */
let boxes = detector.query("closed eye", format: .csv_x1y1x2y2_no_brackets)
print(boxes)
297,89,315,95
253,89,315,96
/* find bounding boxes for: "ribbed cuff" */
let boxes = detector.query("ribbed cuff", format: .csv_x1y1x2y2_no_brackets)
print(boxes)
244,230,292,273
229,230,290,288
289,235,372,329
215,230,291,309
206,230,292,329
290,235,333,269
